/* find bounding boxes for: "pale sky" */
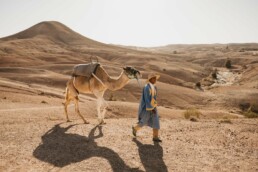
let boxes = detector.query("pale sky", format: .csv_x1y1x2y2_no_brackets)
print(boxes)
0,0,258,47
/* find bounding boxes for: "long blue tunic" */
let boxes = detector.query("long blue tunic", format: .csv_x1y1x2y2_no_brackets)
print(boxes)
138,83,160,129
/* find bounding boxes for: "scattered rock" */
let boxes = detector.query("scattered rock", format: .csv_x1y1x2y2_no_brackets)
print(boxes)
220,119,232,124
41,100,47,104
39,92,45,95
190,117,198,122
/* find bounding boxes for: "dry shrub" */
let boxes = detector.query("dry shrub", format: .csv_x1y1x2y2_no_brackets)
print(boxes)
220,117,232,124
195,82,201,88
239,102,251,111
183,108,202,119
250,104,258,113
109,93,117,101
225,59,232,69
211,68,218,79
244,111,258,118
220,119,232,124
239,101,258,118
190,117,198,122
244,106,258,118
41,100,47,104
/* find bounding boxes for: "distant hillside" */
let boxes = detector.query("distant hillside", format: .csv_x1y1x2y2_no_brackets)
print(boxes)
0,21,257,111
1,21,104,46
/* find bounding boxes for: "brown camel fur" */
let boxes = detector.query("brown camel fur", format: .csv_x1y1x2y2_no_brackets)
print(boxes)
63,65,140,124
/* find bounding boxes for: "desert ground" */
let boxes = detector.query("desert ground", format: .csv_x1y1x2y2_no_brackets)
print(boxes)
0,21,258,171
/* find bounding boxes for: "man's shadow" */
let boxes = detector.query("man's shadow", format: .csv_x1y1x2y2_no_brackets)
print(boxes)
33,124,140,171
132,138,168,172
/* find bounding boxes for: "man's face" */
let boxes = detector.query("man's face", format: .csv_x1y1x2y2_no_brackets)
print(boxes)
149,77,157,84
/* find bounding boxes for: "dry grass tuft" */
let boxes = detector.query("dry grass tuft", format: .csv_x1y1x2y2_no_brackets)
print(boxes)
220,117,232,124
109,93,117,101
244,108,258,118
183,108,202,119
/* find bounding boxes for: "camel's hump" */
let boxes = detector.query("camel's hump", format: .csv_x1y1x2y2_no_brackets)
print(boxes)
72,63,99,77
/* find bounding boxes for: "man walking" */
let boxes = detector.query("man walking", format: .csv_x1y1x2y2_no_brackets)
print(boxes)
132,73,162,142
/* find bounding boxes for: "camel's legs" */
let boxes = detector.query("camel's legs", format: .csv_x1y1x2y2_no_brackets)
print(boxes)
63,99,71,122
64,79,89,124
96,97,106,124
96,98,101,122
100,99,108,120
74,96,89,124
63,86,72,122
94,91,107,124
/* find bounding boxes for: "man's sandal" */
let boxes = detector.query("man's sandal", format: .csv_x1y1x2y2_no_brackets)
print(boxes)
153,138,162,142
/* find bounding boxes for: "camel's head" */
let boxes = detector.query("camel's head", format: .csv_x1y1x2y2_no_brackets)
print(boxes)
123,66,141,79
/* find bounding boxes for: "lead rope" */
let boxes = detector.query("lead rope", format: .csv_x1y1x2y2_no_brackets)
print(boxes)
136,75,142,88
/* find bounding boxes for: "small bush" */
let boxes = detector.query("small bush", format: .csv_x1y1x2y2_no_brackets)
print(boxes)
225,59,232,69
211,71,217,79
244,111,258,118
196,82,201,88
183,108,202,119
239,102,258,118
173,50,177,54
244,106,258,118
250,104,258,113
190,117,198,122
220,119,232,124
108,93,117,101
239,102,251,111
41,100,47,104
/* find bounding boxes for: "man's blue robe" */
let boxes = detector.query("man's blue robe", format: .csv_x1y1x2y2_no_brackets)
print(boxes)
138,83,160,129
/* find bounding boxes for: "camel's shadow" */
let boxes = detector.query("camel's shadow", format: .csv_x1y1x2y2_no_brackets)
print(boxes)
33,124,139,171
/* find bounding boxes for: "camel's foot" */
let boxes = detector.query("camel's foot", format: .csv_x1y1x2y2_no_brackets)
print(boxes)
66,119,71,122
98,119,106,125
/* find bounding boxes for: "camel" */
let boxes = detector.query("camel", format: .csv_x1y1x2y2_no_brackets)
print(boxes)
63,64,141,124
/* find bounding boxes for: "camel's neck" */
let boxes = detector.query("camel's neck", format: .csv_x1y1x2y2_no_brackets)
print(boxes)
104,71,130,91
95,66,130,91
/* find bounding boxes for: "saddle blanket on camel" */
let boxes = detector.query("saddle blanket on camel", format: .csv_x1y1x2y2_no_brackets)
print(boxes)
72,62,100,78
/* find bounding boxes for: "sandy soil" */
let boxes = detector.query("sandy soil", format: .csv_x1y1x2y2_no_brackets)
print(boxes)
0,82,257,172
1,110,257,172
